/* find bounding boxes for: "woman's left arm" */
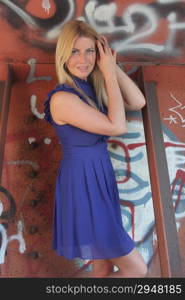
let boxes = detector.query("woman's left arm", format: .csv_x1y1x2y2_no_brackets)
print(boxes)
116,64,146,111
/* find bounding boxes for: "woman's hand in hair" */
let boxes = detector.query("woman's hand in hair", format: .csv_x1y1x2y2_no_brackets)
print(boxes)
96,36,117,78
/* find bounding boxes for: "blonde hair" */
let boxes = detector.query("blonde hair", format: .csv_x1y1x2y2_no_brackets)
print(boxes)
55,20,108,111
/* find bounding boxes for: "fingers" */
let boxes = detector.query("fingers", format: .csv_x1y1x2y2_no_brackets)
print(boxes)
112,49,117,59
100,35,108,46
96,40,105,56
96,36,117,75
99,35,115,56
96,35,117,66
101,36,111,54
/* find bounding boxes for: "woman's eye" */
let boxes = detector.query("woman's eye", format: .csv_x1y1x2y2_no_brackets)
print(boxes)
87,49,95,53
71,49,78,55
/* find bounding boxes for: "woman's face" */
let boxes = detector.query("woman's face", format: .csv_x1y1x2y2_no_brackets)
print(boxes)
66,36,96,80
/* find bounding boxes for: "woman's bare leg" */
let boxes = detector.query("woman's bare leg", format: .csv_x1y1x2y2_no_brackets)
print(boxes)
105,248,147,278
90,259,114,278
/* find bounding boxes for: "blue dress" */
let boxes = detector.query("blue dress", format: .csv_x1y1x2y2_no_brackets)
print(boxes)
44,76,135,259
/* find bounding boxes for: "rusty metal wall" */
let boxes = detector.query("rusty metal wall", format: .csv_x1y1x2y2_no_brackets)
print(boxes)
143,65,185,276
0,0,185,278
1,0,185,64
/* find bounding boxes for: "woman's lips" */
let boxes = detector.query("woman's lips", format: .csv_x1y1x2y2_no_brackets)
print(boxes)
77,66,88,72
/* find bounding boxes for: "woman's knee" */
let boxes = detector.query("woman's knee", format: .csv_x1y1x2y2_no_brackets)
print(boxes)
92,259,114,277
136,260,148,277
110,248,148,277
121,260,147,277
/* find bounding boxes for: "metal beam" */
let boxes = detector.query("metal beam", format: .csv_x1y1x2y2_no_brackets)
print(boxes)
0,64,14,182
139,67,182,277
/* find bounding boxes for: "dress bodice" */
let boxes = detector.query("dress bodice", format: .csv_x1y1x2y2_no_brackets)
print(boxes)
43,76,109,146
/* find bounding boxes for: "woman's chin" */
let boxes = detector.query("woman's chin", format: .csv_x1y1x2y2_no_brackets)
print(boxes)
75,69,93,79
74,72,89,80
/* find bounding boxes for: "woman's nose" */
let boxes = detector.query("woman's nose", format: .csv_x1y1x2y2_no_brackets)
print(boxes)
78,53,87,63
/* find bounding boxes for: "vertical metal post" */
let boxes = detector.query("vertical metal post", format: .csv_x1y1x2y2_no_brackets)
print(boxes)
0,64,14,182
138,67,182,277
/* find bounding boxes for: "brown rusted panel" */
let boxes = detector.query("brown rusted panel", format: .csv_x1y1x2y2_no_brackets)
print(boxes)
0,81,5,122
141,77,182,277
140,66,185,277
137,68,168,277
0,63,82,277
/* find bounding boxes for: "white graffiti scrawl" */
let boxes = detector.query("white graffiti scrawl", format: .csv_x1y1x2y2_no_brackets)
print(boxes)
0,201,26,264
83,0,185,57
1,0,185,59
42,0,51,14
164,92,185,127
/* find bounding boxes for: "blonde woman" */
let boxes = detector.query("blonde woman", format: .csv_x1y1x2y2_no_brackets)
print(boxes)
44,20,147,278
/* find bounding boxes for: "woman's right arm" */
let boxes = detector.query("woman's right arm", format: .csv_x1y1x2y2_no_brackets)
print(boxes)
96,38,127,134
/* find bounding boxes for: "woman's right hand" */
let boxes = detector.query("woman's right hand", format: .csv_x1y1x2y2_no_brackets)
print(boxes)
96,36,117,78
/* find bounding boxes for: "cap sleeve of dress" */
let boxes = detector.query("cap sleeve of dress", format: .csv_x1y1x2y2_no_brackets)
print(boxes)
43,84,84,124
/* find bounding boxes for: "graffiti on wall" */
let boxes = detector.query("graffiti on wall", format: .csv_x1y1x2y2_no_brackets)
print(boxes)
84,0,185,57
107,120,185,265
0,186,26,264
108,121,154,264
0,0,185,60
42,0,51,14
164,92,185,127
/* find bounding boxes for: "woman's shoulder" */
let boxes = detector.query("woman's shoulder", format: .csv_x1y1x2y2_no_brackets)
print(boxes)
51,83,80,98
50,89,79,106
43,83,82,124
50,83,76,95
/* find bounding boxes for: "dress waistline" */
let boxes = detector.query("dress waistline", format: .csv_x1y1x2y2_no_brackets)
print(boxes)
62,142,109,159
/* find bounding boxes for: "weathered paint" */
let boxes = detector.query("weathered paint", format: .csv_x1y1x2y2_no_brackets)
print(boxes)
0,0,184,278
1,0,185,63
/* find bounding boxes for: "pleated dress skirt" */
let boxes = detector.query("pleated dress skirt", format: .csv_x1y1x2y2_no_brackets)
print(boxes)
52,141,135,260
